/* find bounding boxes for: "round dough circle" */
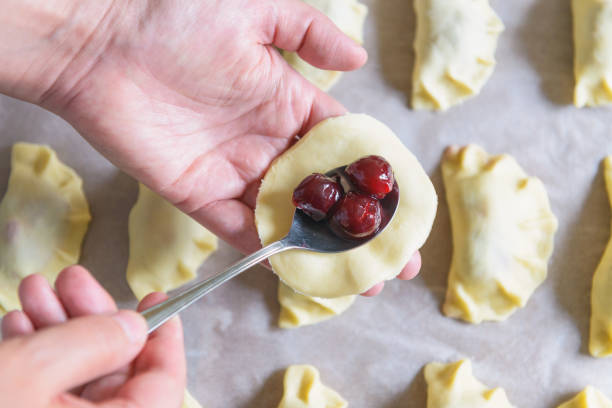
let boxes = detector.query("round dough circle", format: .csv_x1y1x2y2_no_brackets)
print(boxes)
255,114,438,297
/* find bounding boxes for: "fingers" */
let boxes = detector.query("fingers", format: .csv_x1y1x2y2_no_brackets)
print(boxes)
107,293,186,408
16,265,117,333
265,0,367,71
360,252,422,296
1,310,34,339
2,311,147,400
55,265,117,316
397,251,422,280
134,292,185,375
19,274,68,328
361,282,384,297
54,266,121,399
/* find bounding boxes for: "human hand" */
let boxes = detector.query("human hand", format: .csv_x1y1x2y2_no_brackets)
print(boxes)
0,266,186,408
1,0,422,293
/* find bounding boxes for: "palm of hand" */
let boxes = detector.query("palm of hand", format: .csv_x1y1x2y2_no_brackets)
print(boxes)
48,0,354,253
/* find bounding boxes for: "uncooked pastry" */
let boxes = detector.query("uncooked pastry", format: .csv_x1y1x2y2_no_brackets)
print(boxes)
278,365,347,408
283,0,368,91
183,390,203,408
590,156,612,357
127,184,218,300
0,143,90,314
425,359,515,408
572,0,612,107
255,114,437,298
278,281,355,328
442,145,557,323
412,0,504,110
557,386,612,408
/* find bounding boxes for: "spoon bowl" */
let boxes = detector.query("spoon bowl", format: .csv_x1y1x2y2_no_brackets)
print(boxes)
286,165,399,253
141,165,400,332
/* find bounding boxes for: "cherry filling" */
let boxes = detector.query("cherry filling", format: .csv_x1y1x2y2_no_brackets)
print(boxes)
345,155,394,199
332,192,382,238
292,173,343,221
291,156,394,239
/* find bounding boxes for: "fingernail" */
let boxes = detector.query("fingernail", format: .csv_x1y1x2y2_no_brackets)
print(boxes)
112,310,146,344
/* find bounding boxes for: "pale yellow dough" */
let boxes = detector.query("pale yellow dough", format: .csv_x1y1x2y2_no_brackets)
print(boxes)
0,143,90,314
412,0,504,111
425,360,515,408
558,386,612,408
589,156,612,357
255,114,437,298
278,281,355,328
442,145,558,323
126,184,218,300
183,390,203,408
283,0,368,91
278,365,347,408
572,0,612,107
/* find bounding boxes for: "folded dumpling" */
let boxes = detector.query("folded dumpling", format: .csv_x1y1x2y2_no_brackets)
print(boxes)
278,281,355,328
557,386,612,408
283,0,368,91
278,365,347,408
572,0,612,107
0,143,91,314
425,359,516,408
412,0,504,110
127,184,218,300
590,156,612,357
442,145,557,323
182,390,203,408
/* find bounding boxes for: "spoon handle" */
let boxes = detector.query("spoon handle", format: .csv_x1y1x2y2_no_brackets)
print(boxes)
141,239,289,333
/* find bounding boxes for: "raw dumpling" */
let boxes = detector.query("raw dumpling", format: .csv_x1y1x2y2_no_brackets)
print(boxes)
255,114,437,298
278,365,347,408
278,281,355,328
572,0,612,107
127,184,218,300
412,0,504,110
283,0,368,91
0,143,91,314
590,156,612,357
557,386,612,408
442,145,557,323
425,359,516,408
182,390,203,408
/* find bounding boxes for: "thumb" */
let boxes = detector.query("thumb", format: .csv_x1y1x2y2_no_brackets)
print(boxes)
2,310,146,402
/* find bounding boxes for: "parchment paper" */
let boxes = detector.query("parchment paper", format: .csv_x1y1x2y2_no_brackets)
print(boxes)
2,0,612,406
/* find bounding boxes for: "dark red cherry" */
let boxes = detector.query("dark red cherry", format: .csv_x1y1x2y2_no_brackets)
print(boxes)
332,192,382,238
292,173,343,221
345,155,394,199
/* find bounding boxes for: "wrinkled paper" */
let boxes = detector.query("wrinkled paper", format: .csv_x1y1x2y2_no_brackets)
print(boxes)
1,0,612,406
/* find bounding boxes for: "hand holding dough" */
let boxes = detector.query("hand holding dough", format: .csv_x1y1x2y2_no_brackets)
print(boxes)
557,386,612,408
127,184,218,300
283,0,368,91
572,0,612,107
412,0,504,110
425,359,516,408
0,143,90,314
442,145,557,323
589,156,612,357
255,114,437,298
278,365,347,408
278,281,355,328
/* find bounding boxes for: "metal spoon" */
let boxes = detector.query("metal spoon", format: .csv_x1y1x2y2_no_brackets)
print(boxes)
141,166,399,333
